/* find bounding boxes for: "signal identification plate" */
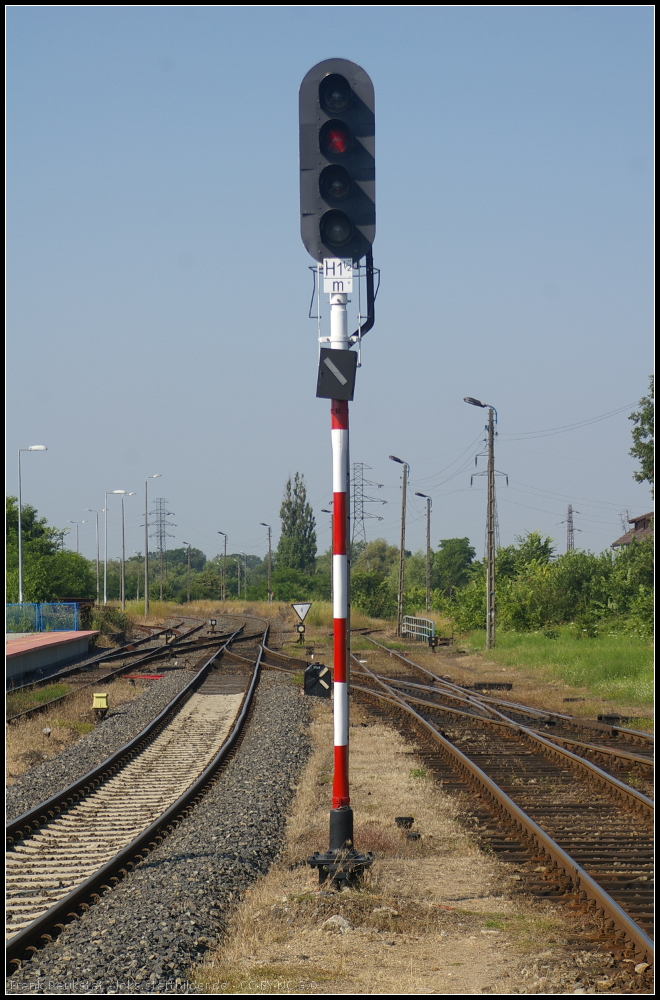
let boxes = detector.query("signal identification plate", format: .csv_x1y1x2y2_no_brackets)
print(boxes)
323,258,353,293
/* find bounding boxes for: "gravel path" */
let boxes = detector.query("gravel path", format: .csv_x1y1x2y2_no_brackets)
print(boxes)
6,672,311,995
6,670,193,823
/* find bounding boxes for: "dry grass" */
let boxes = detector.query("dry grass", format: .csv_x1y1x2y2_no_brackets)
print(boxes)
190,698,619,995
6,678,150,784
122,600,301,627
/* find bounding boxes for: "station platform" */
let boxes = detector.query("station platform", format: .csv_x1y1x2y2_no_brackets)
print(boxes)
6,630,100,686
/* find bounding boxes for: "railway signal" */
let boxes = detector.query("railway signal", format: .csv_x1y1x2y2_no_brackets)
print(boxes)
301,59,375,888
299,58,375,264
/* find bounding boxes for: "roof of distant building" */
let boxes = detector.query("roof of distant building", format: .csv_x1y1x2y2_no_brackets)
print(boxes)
611,511,654,549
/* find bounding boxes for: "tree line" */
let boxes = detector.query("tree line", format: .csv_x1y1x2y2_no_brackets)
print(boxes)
6,378,653,635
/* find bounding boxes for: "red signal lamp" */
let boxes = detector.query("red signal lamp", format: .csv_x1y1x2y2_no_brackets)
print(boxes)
320,120,352,156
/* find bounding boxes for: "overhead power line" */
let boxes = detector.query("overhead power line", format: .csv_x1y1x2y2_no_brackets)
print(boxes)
499,402,637,441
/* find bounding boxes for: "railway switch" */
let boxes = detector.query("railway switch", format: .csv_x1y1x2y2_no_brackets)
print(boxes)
304,663,331,699
93,692,109,721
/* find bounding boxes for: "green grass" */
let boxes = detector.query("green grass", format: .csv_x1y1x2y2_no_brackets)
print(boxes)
465,628,653,706
6,683,70,716
56,719,95,735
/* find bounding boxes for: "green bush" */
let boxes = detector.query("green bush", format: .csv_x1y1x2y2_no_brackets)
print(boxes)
441,535,653,638
91,605,130,635
351,572,396,619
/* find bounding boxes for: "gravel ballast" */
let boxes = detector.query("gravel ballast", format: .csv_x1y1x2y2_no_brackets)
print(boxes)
6,672,311,995
6,670,193,823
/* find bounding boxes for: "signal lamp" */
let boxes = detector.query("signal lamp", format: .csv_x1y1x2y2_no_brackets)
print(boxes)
319,165,352,201
320,120,352,157
320,210,352,246
319,73,352,114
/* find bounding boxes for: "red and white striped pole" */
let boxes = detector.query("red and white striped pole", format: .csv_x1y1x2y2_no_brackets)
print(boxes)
329,290,353,851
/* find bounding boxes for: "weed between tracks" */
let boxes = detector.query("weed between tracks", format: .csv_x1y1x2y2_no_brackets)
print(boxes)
6,683,70,716
192,696,643,995
5,679,150,784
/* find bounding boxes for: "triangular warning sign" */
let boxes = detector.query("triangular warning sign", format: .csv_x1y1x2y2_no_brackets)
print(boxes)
291,602,312,621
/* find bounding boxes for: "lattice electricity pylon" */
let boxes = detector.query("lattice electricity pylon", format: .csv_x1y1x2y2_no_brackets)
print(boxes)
149,498,176,598
560,504,581,553
351,462,387,552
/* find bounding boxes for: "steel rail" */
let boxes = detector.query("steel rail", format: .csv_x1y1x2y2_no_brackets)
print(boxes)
5,623,187,696
5,623,213,724
385,677,654,778
261,646,653,781
540,732,654,768
350,674,653,965
363,635,654,743
350,661,653,815
259,644,653,955
6,625,245,844
7,627,267,971
371,676,654,767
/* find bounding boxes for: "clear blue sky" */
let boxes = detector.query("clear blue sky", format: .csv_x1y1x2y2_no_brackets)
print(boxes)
7,6,653,567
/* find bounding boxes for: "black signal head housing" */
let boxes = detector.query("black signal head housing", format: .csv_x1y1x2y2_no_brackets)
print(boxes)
299,58,375,264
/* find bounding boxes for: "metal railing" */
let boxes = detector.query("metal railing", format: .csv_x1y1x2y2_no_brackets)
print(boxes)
401,615,435,641
6,603,80,633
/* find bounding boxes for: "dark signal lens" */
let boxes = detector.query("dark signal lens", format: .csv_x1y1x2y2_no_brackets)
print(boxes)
320,120,352,157
319,74,352,114
320,210,352,247
319,165,352,201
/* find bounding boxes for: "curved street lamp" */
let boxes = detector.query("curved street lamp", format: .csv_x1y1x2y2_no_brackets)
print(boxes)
86,509,101,604
464,396,498,647
17,445,47,604
260,524,272,603
104,491,126,605
218,532,227,602
120,493,136,611
389,455,410,636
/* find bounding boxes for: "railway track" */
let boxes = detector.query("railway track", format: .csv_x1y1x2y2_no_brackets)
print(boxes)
261,643,654,970
6,615,269,971
5,616,269,723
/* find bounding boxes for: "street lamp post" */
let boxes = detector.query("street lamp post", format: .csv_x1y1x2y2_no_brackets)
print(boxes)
389,455,409,637
67,520,85,554
182,542,191,603
134,552,142,601
120,493,136,611
86,509,101,604
464,397,497,648
260,524,272,602
17,446,48,604
144,474,162,618
234,558,241,599
241,552,248,599
104,491,126,605
218,532,227,602
415,493,432,613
